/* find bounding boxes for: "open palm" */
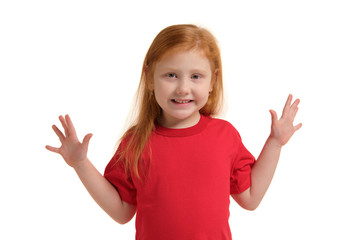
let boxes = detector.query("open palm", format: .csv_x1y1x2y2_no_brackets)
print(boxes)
269,94,302,147
46,115,92,168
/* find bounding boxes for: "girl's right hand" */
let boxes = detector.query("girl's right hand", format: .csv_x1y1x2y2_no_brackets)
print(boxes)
46,115,93,169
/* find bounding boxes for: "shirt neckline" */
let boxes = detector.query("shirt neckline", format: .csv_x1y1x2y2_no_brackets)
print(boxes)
154,114,210,137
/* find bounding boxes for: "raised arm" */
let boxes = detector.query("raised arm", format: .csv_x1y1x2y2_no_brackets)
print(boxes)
46,115,136,224
231,94,302,210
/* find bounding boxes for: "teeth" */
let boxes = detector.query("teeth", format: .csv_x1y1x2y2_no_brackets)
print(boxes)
173,99,191,103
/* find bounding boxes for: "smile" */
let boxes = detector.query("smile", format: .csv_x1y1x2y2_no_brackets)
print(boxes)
172,99,193,104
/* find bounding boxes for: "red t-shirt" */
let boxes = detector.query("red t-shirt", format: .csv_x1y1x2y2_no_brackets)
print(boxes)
104,115,255,239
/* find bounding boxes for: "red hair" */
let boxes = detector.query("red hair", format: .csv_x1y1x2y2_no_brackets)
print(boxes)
119,24,223,181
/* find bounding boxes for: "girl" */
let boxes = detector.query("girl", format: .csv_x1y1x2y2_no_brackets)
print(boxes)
46,24,302,239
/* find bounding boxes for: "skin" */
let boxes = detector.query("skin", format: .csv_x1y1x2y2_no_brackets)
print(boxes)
46,50,302,223
45,115,136,224
152,49,214,129
231,94,302,210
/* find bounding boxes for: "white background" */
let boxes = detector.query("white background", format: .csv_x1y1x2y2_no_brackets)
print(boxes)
1,0,359,239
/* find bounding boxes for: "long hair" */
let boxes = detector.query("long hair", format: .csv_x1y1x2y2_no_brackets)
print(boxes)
119,24,224,181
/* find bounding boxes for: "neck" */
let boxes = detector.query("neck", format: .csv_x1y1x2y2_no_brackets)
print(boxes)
158,113,201,129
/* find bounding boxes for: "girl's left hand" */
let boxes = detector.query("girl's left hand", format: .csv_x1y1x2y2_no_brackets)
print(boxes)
269,94,302,147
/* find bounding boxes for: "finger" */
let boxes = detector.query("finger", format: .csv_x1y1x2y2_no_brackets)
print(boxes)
59,115,70,137
282,94,292,116
82,133,93,149
65,114,78,138
45,145,60,153
290,98,300,109
294,123,302,131
285,97,300,120
290,98,300,114
290,105,299,119
269,109,278,123
283,94,293,113
52,124,65,142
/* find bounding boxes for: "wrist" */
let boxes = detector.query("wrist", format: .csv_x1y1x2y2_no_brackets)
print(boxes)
73,158,91,172
267,136,283,149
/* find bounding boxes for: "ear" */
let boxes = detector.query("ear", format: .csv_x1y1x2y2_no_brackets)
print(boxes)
147,77,154,91
143,64,149,72
148,82,154,91
144,65,155,91
210,69,219,92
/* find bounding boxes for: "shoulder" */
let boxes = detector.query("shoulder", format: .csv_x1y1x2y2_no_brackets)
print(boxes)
206,116,242,139
207,116,233,126
207,116,239,132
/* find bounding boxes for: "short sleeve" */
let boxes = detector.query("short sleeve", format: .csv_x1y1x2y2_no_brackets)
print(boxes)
230,135,255,194
104,143,137,205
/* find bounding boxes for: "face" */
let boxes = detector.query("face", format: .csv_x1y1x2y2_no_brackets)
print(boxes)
152,49,214,128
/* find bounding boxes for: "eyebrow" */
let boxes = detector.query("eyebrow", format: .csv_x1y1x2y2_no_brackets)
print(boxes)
159,67,208,73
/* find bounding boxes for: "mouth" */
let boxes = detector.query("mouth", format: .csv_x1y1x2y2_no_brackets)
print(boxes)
171,99,193,104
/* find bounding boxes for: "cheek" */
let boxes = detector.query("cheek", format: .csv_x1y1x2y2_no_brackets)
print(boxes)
154,83,169,103
198,82,212,98
153,88,162,104
194,89,210,105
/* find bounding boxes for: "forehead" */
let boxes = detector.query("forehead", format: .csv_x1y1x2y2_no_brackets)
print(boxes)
155,49,211,71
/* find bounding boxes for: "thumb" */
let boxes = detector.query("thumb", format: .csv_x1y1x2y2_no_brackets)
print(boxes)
269,109,278,123
82,133,93,149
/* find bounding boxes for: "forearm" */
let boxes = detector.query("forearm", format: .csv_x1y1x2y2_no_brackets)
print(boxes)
249,136,282,207
233,95,301,210
73,159,125,222
46,115,134,223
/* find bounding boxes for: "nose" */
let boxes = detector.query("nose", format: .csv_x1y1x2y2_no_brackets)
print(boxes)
176,78,190,95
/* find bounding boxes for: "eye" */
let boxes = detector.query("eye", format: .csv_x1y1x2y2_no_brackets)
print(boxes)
191,74,201,80
167,73,177,78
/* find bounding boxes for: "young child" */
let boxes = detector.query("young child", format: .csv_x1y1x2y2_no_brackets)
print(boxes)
46,24,302,239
